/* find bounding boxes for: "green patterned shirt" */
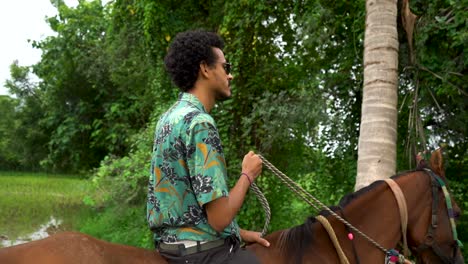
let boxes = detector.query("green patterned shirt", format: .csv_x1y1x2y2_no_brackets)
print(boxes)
147,92,240,243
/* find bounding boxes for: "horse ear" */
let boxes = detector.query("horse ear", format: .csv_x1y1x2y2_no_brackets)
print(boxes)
415,151,428,170
429,148,445,178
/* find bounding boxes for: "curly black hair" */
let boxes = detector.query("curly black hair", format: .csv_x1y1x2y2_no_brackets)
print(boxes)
164,30,225,92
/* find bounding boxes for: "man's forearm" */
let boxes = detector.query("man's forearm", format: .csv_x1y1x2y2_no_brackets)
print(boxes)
205,174,251,232
227,174,252,217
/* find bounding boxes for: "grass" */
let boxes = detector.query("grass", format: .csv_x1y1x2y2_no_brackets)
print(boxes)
0,171,153,249
0,171,93,241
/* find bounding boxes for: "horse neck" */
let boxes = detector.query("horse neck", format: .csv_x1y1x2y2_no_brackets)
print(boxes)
332,171,431,261
312,183,401,263
388,171,433,246
251,182,408,263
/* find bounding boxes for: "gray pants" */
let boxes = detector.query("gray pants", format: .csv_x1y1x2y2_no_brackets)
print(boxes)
158,236,260,264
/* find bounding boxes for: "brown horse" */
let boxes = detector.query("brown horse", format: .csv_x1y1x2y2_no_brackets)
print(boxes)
0,149,463,263
249,149,464,263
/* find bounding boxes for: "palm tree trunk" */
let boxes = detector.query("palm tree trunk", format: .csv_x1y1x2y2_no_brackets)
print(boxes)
355,0,399,191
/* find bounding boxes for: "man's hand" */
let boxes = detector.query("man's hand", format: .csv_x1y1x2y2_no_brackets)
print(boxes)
240,229,270,247
242,151,263,181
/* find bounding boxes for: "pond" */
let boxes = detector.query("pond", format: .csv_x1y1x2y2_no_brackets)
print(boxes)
0,172,93,248
1,216,63,247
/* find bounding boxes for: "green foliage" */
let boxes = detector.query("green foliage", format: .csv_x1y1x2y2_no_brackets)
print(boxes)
0,96,20,169
79,205,153,248
446,148,468,257
90,92,173,203
298,0,366,157
3,63,49,171
3,0,168,172
91,131,153,206
34,0,122,171
398,0,467,166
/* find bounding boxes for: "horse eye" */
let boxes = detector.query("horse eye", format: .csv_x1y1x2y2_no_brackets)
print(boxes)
453,211,460,221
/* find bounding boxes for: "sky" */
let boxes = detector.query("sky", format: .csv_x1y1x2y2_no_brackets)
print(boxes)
0,0,105,96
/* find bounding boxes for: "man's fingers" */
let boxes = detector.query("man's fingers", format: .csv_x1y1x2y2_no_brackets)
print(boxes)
258,237,270,247
252,232,270,247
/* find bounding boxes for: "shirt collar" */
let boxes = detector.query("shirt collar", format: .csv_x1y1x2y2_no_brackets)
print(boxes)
179,92,208,113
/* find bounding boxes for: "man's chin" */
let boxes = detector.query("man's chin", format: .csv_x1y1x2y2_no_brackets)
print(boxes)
216,90,232,102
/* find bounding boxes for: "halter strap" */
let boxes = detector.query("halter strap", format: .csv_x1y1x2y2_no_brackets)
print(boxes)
384,179,410,257
413,168,463,264
423,168,463,248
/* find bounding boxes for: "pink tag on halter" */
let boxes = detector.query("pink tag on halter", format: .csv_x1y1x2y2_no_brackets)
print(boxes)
347,233,354,240
389,255,399,262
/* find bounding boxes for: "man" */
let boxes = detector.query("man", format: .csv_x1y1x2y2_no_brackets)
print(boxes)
147,30,269,264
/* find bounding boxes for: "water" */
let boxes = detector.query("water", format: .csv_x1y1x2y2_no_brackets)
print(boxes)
0,216,62,247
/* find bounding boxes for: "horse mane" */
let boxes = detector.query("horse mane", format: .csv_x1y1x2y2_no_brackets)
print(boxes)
278,170,418,263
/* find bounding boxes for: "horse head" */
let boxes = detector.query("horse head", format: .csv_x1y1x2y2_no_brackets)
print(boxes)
409,149,464,264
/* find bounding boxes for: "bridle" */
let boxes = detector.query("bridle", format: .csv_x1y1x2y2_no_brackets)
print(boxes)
414,168,463,264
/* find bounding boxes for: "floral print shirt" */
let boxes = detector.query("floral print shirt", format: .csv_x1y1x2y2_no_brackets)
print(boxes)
147,92,240,243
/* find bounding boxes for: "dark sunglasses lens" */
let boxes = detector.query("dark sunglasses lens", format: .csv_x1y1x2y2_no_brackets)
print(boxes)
224,63,231,74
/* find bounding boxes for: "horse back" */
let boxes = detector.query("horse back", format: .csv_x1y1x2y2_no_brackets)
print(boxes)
0,231,167,264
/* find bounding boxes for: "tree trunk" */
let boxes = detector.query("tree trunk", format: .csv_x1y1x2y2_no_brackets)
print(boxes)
355,0,399,191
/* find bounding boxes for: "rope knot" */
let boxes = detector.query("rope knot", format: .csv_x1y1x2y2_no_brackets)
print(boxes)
385,249,413,264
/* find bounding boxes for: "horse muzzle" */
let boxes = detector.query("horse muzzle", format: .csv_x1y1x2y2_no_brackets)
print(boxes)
454,251,464,264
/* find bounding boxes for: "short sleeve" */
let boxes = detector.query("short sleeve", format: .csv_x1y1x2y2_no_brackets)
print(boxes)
187,120,229,207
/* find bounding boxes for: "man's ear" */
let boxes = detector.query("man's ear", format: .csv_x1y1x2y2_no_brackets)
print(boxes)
199,61,210,79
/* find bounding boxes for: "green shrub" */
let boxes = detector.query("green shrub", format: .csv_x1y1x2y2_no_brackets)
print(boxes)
80,205,153,248
79,101,169,247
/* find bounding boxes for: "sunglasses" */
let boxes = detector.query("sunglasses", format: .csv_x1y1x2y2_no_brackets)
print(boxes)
220,62,232,75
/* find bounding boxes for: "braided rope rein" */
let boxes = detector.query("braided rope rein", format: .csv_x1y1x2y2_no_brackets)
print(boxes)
316,215,351,264
250,182,271,237
254,155,402,257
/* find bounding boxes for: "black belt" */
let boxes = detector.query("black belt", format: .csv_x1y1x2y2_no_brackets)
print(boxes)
158,238,226,256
